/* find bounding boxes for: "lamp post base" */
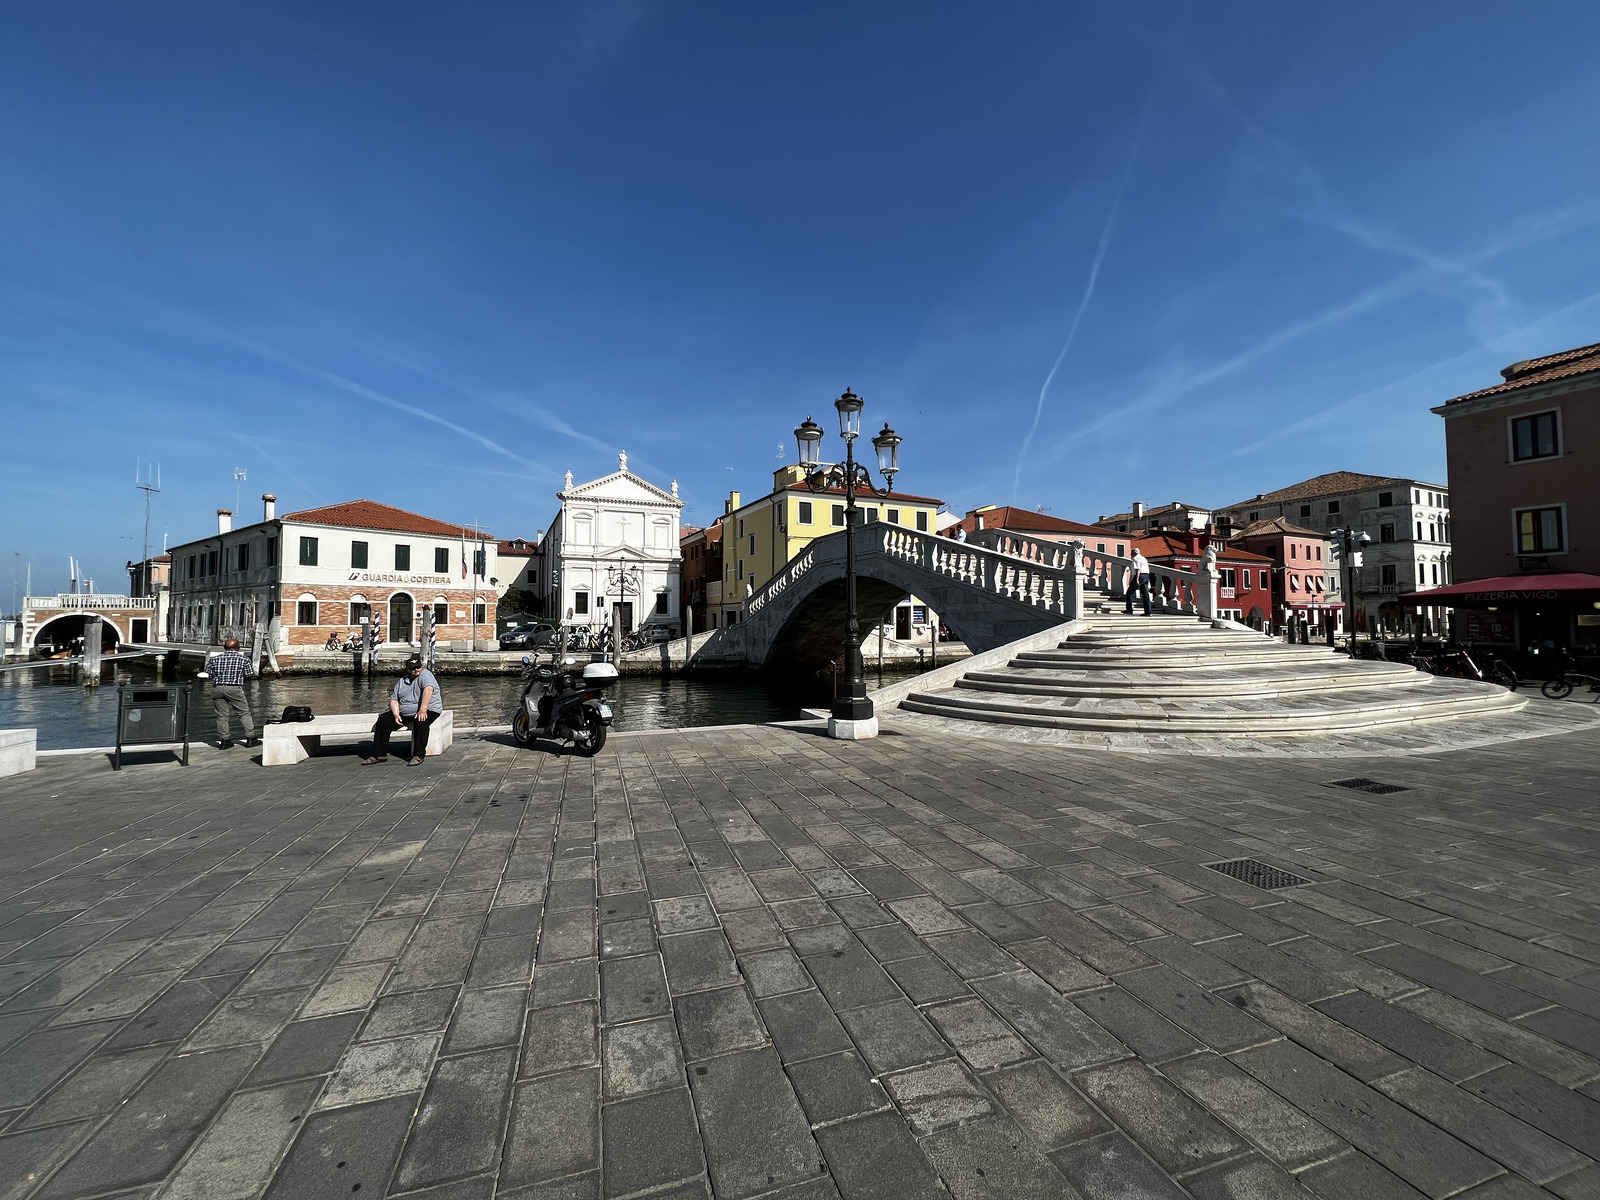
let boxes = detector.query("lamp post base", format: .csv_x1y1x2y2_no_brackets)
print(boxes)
827,715,879,740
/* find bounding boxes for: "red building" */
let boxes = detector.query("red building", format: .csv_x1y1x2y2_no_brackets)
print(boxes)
1230,517,1340,632
1132,530,1276,629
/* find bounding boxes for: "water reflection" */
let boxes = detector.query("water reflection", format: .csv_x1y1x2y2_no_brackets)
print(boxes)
0,660,858,750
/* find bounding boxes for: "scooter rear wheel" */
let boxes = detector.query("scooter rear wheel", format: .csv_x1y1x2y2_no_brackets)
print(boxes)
571,713,607,757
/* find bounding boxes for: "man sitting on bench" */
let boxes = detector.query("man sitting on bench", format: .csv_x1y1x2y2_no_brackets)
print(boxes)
367,655,443,766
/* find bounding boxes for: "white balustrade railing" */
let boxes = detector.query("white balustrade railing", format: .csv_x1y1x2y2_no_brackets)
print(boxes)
745,550,815,619
968,529,1214,618
25,594,156,611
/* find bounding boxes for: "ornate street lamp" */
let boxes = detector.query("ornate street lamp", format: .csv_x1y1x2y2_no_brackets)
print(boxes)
793,390,904,740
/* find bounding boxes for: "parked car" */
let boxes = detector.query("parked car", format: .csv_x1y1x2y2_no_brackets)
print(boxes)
498,622,557,650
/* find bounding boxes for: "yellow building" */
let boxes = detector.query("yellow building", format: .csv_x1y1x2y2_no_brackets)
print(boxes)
721,465,944,620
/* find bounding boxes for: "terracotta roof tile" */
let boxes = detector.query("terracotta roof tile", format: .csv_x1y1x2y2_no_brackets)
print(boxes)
1132,531,1272,564
1442,341,1600,406
1093,501,1208,526
1218,471,1419,509
283,499,492,540
956,506,1102,536
1231,517,1325,538
497,538,538,554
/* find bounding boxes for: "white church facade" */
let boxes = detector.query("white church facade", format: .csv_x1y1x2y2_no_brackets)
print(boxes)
535,454,684,636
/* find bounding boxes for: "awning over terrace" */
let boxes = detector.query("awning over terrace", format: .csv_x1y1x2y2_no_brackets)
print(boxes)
1399,572,1600,606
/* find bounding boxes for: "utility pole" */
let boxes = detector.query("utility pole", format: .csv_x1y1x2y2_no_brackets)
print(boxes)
136,462,161,597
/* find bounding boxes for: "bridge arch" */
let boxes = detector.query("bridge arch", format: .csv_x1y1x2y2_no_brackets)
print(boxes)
30,613,125,656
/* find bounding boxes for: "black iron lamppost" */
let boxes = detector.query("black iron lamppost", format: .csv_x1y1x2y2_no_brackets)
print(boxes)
1330,526,1371,656
795,390,903,738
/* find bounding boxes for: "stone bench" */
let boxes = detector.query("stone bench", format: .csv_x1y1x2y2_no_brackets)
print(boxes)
262,710,454,767
0,728,37,777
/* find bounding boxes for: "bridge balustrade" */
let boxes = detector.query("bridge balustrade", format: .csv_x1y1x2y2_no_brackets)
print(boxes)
967,530,1210,617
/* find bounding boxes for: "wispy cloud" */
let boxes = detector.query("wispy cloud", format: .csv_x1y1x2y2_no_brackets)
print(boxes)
1011,101,1151,501
1030,205,1590,466
1226,286,1600,458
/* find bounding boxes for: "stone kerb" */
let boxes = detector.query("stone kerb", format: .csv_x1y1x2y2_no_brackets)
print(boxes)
0,728,37,777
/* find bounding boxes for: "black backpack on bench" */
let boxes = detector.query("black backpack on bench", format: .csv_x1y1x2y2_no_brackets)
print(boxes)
277,705,314,723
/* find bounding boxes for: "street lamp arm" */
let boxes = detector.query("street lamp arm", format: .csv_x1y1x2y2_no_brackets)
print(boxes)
802,461,895,500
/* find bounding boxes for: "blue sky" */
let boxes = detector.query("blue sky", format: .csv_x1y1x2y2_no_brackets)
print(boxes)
4,2,1598,600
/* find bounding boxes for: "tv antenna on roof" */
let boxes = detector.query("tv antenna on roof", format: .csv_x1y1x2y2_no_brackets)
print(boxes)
136,461,162,583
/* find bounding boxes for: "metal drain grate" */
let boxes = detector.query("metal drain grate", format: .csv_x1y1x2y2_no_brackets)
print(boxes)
1327,777,1410,795
1205,858,1312,890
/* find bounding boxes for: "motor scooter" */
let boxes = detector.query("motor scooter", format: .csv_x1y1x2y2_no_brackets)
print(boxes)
511,654,617,756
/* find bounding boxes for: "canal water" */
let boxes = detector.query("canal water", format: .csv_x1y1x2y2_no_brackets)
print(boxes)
0,660,869,750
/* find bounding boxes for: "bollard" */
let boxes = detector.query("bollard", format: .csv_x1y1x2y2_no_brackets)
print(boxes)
81,615,103,686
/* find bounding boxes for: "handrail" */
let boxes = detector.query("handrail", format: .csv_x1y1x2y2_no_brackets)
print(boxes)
739,523,1093,623
967,528,1209,617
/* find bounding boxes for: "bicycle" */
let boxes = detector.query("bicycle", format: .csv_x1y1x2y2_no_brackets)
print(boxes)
1541,653,1600,700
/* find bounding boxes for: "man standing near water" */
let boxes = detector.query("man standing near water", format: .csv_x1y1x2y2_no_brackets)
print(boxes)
366,654,442,766
207,637,257,749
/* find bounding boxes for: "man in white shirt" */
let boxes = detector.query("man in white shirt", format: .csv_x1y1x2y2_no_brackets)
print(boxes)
1125,549,1152,616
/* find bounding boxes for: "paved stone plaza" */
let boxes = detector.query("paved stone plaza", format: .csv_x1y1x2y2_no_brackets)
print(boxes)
1,720,1598,1200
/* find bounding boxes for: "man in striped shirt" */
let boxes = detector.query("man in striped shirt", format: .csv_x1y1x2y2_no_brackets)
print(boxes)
207,638,257,749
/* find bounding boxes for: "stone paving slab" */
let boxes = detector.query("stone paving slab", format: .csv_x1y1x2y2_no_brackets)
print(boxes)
0,720,1597,1198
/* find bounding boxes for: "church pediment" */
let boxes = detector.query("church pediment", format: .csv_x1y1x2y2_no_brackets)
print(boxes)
560,454,681,507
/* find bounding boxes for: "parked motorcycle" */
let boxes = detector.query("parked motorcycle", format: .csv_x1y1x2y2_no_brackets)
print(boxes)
511,655,617,756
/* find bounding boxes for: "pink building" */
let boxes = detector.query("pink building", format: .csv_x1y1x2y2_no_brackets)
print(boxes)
1410,341,1600,651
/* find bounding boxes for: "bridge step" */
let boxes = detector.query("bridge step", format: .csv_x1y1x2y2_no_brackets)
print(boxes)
957,661,1424,700
900,677,1522,734
893,615,1525,738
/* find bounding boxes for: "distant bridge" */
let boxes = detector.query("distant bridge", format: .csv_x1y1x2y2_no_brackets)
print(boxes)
690,524,1219,671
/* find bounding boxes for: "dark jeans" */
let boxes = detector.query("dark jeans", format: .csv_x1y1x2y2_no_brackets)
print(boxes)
1124,573,1151,615
373,710,440,757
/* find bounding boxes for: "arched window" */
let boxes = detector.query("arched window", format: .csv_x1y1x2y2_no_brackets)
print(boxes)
296,593,319,626
348,594,371,625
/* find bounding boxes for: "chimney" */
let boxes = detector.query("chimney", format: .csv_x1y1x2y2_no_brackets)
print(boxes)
1132,501,1144,519
726,490,741,515
262,493,277,522
217,509,233,534
975,514,984,530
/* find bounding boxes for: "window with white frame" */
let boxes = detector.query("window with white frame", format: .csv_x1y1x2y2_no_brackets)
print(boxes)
1510,411,1559,462
1516,506,1564,554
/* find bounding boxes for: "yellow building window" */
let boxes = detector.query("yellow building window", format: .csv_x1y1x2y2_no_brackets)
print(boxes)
797,501,813,525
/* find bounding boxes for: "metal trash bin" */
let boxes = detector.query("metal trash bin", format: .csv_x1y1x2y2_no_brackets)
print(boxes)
114,684,191,770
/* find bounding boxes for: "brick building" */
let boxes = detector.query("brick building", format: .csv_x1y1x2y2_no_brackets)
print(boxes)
167,495,498,656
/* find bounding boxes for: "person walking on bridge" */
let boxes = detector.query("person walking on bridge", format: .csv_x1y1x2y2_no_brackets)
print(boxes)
206,637,257,749
1125,549,1152,617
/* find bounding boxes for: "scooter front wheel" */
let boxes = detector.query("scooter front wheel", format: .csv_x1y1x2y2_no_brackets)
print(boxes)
511,709,535,746
570,712,607,757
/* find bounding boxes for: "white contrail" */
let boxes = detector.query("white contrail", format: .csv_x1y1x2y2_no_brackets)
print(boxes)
1012,105,1151,501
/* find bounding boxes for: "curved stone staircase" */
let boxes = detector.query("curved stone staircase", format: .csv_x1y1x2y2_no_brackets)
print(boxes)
897,613,1526,736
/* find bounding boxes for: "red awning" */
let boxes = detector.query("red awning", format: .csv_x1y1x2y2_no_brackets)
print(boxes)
1400,572,1600,605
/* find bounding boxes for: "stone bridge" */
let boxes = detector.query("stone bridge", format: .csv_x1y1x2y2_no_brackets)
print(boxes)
689,524,1225,672
687,524,1220,672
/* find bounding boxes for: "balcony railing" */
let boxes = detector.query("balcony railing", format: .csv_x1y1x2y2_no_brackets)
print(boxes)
25,594,156,611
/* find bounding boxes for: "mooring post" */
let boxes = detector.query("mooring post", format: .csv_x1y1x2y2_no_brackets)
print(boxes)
81,615,103,685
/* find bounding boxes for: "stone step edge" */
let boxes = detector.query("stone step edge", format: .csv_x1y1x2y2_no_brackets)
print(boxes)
899,685,1523,729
